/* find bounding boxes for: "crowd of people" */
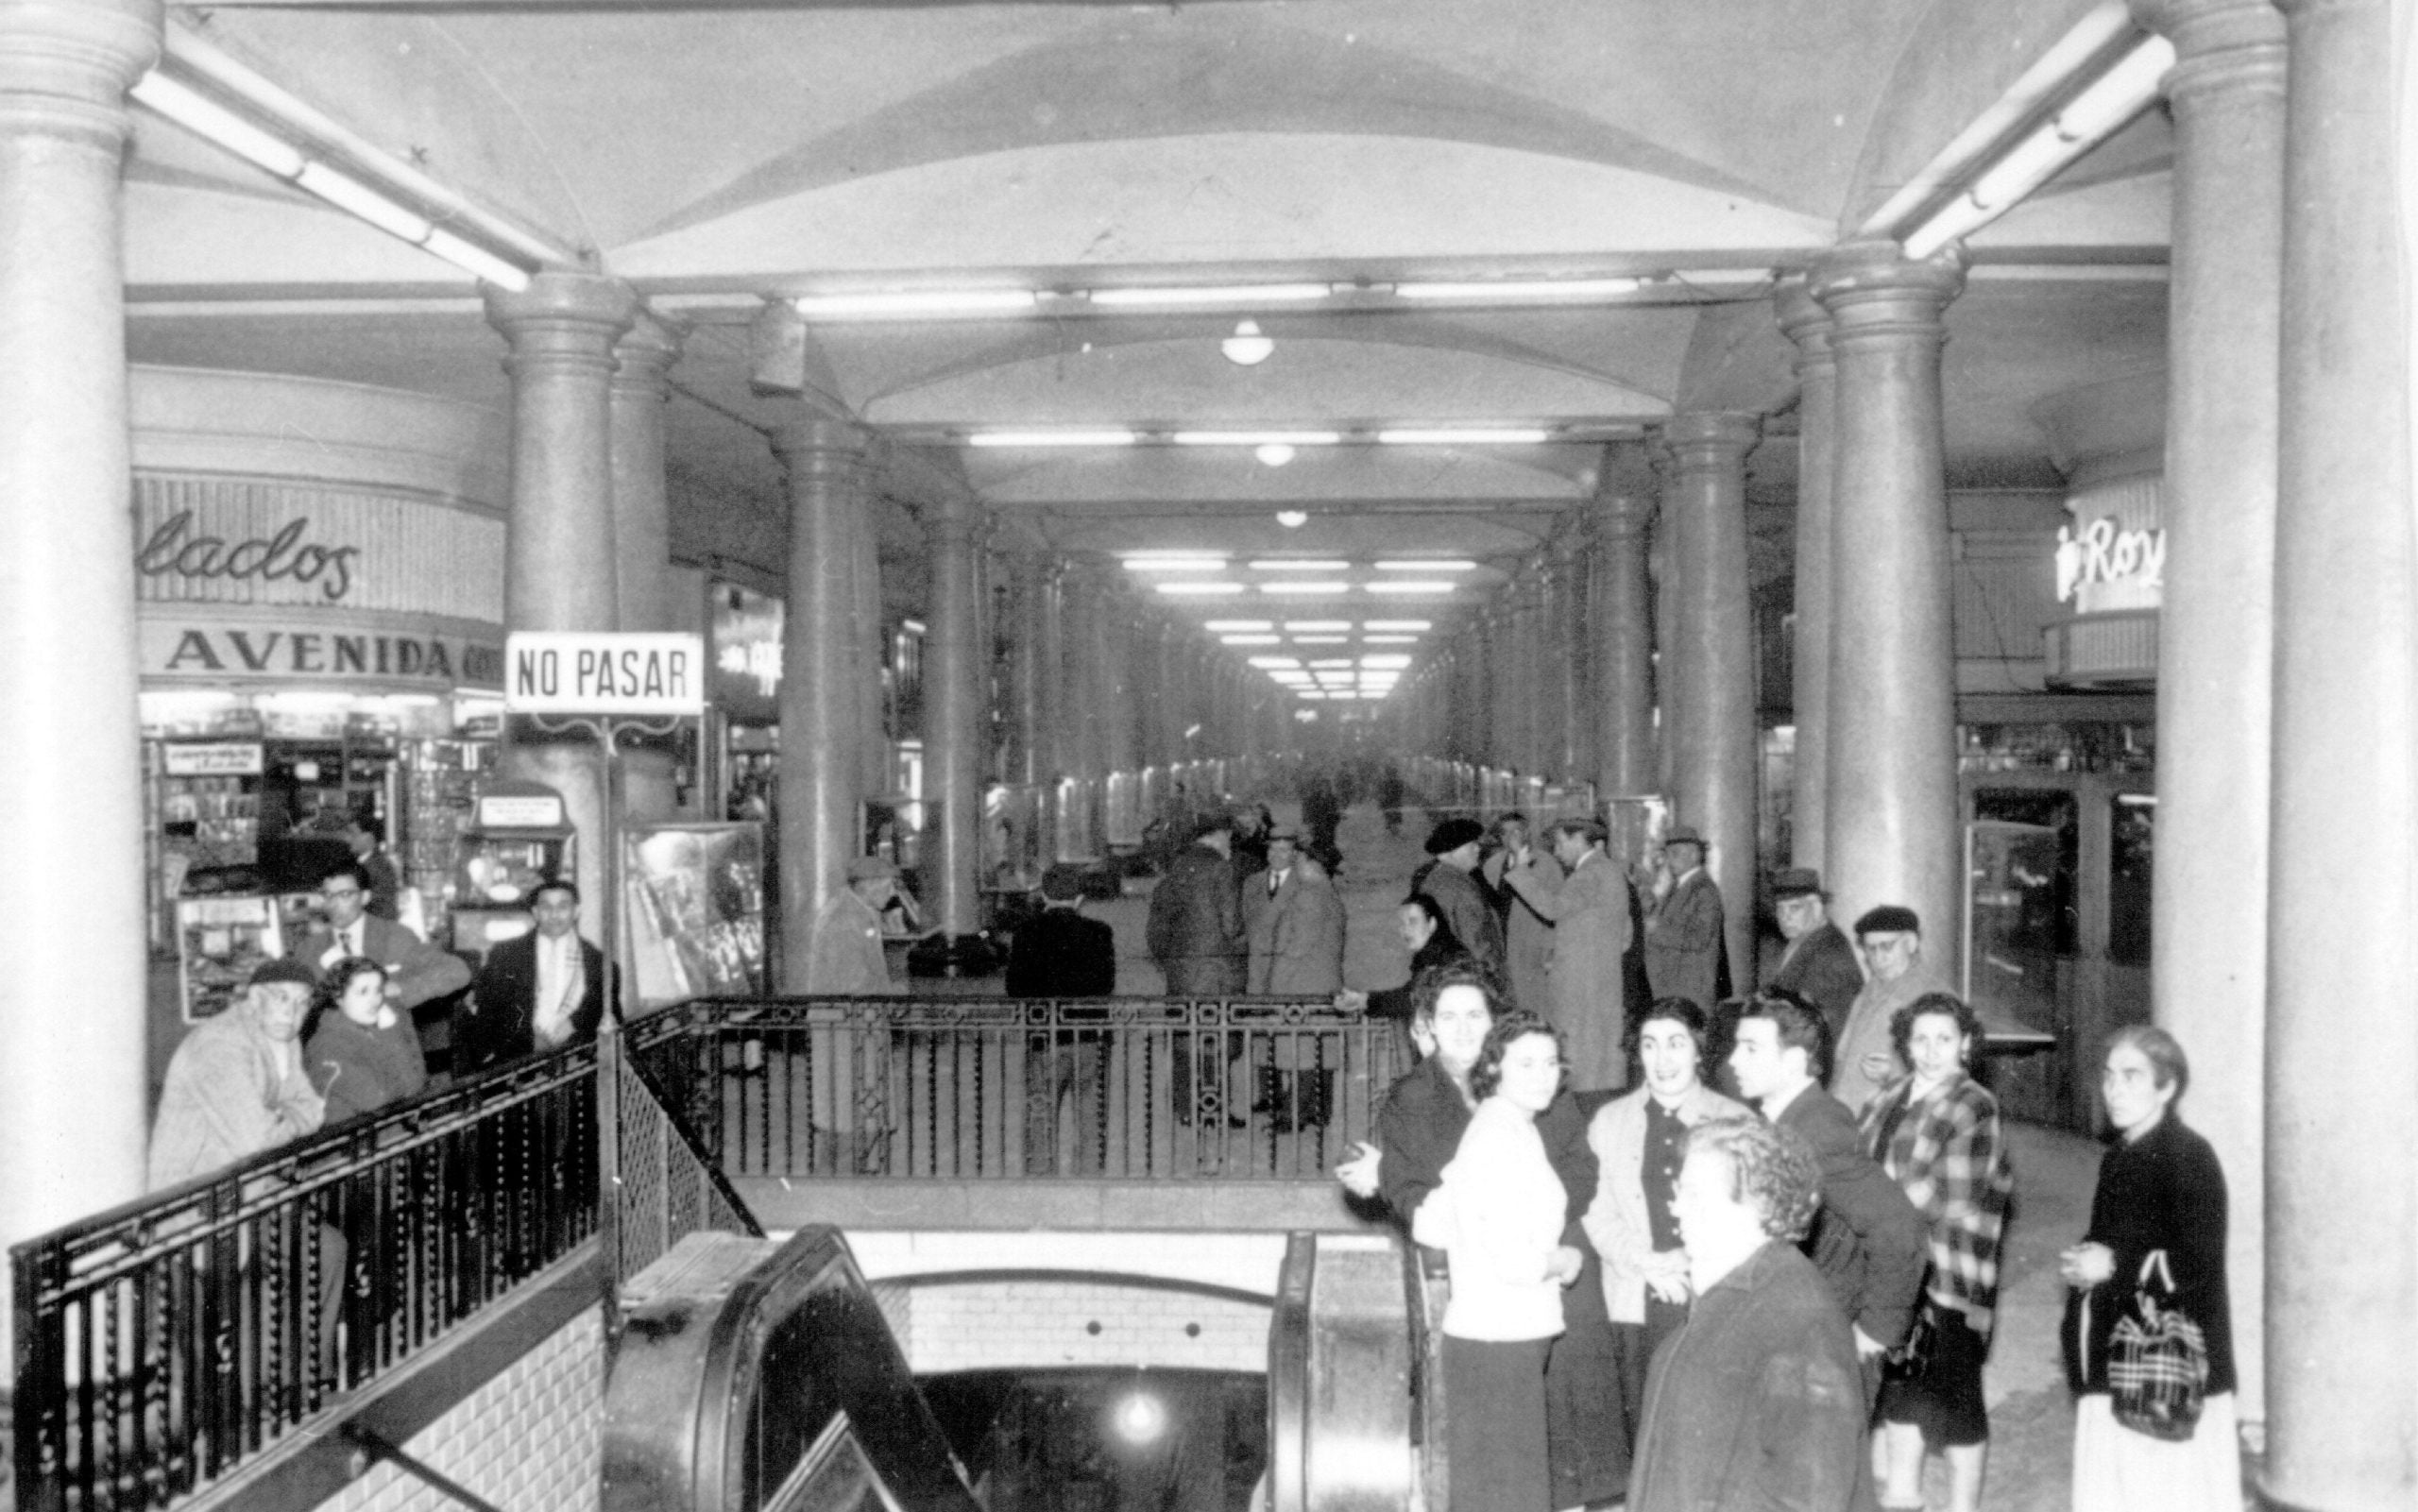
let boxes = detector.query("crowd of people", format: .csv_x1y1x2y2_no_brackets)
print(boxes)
1327,808,2239,1512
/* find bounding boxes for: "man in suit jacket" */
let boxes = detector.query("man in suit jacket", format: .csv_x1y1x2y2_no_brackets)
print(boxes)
1499,817,1633,1093
1146,816,1247,994
292,859,470,1014
1417,817,1506,986
1766,868,1866,1045
1243,829,1346,994
1007,864,1119,997
1728,992,1927,1400
1644,827,1726,1010
464,877,613,1070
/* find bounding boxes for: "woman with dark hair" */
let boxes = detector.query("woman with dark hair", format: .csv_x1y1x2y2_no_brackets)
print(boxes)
1412,1005,1581,1512
1858,992,2014,1512
2059,1025,2239,1512
1582,997,1752,1463
305,955,427,1125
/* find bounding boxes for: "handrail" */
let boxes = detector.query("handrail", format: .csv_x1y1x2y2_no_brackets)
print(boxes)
10,1041,598,1512
626,994,1408,1182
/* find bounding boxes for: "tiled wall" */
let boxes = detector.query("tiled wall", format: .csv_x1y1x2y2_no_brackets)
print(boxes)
889,1278,1270,1375
323,1307,604,1512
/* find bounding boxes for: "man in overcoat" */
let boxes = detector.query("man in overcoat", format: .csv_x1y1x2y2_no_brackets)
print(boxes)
1499,817,1634,1093
1766,868,1866,1045
1243,828,1345,994
1643,826,1726,1009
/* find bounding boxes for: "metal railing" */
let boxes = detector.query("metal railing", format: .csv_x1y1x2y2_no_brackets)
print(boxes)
625,996,1411,1181
603,1025,763,1293
10,1045,598,1512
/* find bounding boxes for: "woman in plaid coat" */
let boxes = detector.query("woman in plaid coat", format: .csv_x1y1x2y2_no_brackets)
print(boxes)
1857,993,2015,1512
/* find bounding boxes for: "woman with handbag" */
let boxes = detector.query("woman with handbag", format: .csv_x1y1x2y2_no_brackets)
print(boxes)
1857,993,2014,1512
2059,1025,2240,1512
1582,997,1751,1465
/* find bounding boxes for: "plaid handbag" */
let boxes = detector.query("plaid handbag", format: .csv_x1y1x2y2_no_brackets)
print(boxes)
2107,1249,2207,1441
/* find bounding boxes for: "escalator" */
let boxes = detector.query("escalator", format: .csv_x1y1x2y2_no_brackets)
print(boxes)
601,1223,1435,1512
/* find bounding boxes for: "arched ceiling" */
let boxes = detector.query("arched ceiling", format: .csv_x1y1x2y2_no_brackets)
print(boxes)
124,0,2175,687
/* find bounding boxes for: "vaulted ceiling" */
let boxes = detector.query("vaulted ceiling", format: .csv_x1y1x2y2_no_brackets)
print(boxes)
125,0,2174,665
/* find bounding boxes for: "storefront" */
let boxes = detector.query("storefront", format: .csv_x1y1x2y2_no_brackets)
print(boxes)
132,365,508,1033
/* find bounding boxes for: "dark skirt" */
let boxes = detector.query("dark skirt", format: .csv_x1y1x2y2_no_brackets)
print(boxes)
1445,1334,1554,1512
1546,1272,1630,1506
1878,1302,1992,1448
1609,1293,1690,1462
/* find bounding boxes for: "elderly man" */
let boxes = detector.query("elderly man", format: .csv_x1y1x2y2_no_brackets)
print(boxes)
803,856,908,994
1830,905,1928,1113
1500,817,1634,1093
1766,869,1865,1045
1147,814,1248,994
1481,811,1561,1016
1643,826,1725,1009
1417,817,1505,985
1628,1116,1868,1512
148,958,328,1190
1244,827,1346,994
1730,993,1928,1399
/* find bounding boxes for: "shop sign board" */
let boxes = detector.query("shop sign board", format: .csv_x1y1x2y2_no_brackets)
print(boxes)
478,792,567,830
142,616,505,690
505,632,706,716
2053,517,2166,605
162,741,264,776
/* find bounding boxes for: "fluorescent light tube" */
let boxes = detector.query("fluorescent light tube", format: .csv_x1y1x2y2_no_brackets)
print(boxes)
424,229,531,291
794,289,1037,317
131,72,307,178
1089,283,1329,307
1376,429,1552,446
1154,582,1246,596
1395,277,1643,300
1173,431,1342,447
1203,620,1271,632
1250,560,1350,571
1364,581,1458,595
1220,634,1283,645
967,430,1136,448
1373,560,1476,571
1363,620,1433,631
1260,582,1351,595
1283,620,1352,631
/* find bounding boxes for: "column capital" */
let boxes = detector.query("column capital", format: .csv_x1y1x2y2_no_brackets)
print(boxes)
1811,241,1965,344
924,487,986,543
1661,411,1762,467
2131,0,2288,90
609,311,684,399
0,0,159,148
485,272,639,380
769,414,871,477
1774,274,1836,375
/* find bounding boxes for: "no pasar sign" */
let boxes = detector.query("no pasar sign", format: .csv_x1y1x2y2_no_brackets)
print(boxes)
504,632,706,715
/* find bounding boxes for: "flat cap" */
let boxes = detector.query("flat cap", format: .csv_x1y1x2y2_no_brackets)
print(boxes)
1424,817,1485,854
1853,904,1921,937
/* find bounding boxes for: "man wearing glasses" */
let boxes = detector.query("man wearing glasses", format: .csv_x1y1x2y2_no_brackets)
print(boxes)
292,859,470,1016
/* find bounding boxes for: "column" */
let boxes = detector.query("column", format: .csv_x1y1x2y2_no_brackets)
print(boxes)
2131,0,2286,1436
486,272,639,940
1812,244,1965,988
770,419,874,983
2265,0,2418,1502
908,491,998,977
0,0,161,1355
1592,444,1660,797
1062,562,1111,855
853,509,888,798
1661,412,1762,994
609,312,683,821
1549,529,1592,783
1775,277,1838,873
1005,552,1052,787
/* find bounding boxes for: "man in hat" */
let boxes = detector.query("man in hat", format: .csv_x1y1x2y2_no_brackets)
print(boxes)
1244,826,1346,994
803,855,907,994
1766,868,1865,1045
1418,816,1506,984
1830,905,1927,1113
1007,863,1118,998
1498,817,1634,1093
1481,811,1561,1017
148,957,328,1190
1147,813,1248,994
1644,827,1726,1010
1007,863,1119,1171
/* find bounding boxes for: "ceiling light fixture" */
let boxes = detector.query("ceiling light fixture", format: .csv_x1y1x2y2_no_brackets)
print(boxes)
1291,636,1350,645
1172,431,1342,448
1283,621,1352,631
1253,443,1296,467
1220,634,1283,645
1375,428,1554,446
1121,556,1228,572
1252,560,1349,571
1091,283,1329,308
792,288,1038,317
967,430,1139,448
1395,276,1644,301
1276,511,1309,529
1249,656,1303,670
1153,582,1247,596
1363,634,1421,644
1361,655,1415,670
1364,620,1433,631
130,70,534,291
1309,659,1356,670
1222,319,1275,366
1260,582,1351,596
1373,560,1476,572
1365,581,1458,595
1203,620,1272,632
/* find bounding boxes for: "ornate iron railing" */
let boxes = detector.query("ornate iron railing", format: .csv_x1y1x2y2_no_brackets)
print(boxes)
10,1045,598,1512
623,995,1410,1181
604,1024,763,1293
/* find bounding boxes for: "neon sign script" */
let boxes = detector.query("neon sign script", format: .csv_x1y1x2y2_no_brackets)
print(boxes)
2054,517,2165,604
136,510,360,602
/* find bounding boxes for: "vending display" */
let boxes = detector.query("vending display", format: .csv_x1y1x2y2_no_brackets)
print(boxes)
622,822,767,1010
176,895,286,1023
447,779,576,960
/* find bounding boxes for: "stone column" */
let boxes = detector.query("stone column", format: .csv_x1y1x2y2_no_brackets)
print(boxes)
2265,0,2418,1502
1514,563,1548,780
2132,0,2286,1435
1592,444,1660,797
854,511,888,798
1550,530,1592,782
486,273,639,940
1775,278,1838,874
609,312,683,822
1813,245,1965,987
1061,562,1110,856
908,492,998,977
1005,552,1051,787
0,0,160,1356
1661,413,1762,994
771,419,874,983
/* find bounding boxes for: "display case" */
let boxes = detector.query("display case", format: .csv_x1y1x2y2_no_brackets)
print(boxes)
447,779,576,960
622,822,768,1010
175,894,286,1023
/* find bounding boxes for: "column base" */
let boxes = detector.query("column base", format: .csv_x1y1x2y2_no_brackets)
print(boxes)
906,932,1003,979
